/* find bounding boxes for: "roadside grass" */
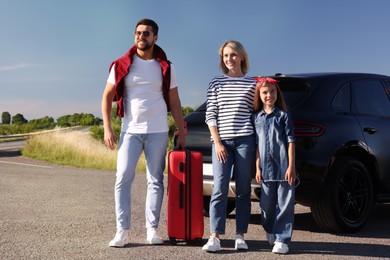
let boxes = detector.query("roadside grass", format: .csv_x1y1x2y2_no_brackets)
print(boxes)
22,130,146,172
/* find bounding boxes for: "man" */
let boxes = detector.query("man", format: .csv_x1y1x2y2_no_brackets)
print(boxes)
101,18,186,247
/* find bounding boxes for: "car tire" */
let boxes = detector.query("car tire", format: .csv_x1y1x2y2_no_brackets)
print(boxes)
203,196,236,217
310,156,373,232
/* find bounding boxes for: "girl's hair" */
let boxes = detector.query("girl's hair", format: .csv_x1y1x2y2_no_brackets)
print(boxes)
254,81,288,112
219,40,249,74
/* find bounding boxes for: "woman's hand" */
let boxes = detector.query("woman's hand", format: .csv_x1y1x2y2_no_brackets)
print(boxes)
255,169,262,184
215,142,227,163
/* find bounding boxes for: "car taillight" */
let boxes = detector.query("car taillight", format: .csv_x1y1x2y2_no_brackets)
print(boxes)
293,120,325,137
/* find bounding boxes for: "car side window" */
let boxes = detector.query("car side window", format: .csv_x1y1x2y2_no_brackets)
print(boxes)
351,80,390,117
333,84,351,113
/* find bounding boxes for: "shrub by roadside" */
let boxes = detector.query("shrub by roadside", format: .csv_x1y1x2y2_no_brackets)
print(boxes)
22,130,147,172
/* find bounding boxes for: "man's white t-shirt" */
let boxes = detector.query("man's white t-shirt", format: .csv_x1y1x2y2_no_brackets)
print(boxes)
107,55,178,134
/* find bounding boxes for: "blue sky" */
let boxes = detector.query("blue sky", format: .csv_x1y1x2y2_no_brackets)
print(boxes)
1,0,390,120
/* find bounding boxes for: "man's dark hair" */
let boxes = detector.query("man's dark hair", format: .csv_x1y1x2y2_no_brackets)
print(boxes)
136,18,159,35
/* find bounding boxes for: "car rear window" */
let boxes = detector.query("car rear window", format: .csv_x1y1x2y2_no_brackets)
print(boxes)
277,78,311,109
196,102,207,112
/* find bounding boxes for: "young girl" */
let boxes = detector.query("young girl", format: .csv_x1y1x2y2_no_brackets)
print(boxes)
252,77,296,254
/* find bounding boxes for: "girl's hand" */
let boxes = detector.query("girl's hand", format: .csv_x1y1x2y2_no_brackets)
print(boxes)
285,167,296,186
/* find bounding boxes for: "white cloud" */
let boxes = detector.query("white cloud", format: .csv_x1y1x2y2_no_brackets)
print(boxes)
0,63,40,72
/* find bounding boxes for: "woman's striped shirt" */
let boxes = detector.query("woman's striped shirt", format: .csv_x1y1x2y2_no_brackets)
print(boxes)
205,75,256,141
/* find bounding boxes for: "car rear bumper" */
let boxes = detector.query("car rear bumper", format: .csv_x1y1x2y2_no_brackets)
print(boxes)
202,163,261,201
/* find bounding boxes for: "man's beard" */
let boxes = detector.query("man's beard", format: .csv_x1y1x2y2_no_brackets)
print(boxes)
137,40,152,51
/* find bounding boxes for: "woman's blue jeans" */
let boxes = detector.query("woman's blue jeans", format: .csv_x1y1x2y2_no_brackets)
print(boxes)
261,181,295,244
209,135,256,235
114,132,168,230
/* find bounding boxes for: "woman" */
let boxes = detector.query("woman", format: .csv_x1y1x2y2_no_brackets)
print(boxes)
202,40,256,252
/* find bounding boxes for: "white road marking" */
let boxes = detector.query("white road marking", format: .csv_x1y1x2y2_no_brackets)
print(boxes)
0,160,53,168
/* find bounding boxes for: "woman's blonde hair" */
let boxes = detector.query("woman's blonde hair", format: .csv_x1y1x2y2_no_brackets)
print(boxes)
254,81,288,113
219,40,249,74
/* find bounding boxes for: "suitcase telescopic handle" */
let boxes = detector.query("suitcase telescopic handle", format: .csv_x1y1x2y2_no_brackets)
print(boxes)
179,162,185,209
179,182,184,209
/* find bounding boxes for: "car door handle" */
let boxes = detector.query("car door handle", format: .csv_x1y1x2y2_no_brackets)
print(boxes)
363,127,377,134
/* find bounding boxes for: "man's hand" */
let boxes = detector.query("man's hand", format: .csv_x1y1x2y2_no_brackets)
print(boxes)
104,128,117,150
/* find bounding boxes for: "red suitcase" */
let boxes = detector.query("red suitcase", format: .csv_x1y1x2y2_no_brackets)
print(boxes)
166,149,204,245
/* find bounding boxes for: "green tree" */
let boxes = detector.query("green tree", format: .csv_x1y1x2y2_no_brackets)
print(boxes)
12,113,28,124
57,113,100,127
29,116,55,129
182,106,195,116
70,113,83,126
79,113,95,126
1,111,11,124
94,117,103,125
57,115,72,127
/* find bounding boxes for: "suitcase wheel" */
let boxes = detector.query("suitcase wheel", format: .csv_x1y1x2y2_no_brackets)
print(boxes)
169,237,177,245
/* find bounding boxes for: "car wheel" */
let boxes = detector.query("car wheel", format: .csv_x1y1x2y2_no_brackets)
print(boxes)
203,196,236,217
310,156,373,232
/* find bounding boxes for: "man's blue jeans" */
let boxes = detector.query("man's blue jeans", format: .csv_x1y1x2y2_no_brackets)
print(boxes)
209,135,256,235
114,132,168,230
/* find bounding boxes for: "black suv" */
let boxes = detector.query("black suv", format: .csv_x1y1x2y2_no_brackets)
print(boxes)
180,72,390,233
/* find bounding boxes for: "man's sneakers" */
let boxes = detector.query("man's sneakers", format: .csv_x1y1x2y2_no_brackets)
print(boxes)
272,241,289,254
234,234,248,250
147,227,164,245
109,229,129,247
202,236,221,252
109,228,164,247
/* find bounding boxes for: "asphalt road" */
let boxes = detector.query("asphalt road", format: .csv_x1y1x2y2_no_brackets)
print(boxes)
0,145,389,260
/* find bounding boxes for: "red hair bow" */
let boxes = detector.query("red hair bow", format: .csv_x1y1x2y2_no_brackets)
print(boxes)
254,77,278,83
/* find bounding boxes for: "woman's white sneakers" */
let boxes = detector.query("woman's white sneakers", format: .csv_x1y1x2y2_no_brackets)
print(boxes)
202,235,248,252
234,235,248,250
202,237,221,252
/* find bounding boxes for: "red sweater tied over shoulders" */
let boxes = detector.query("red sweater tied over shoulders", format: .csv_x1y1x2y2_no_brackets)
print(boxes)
109,44,171,118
